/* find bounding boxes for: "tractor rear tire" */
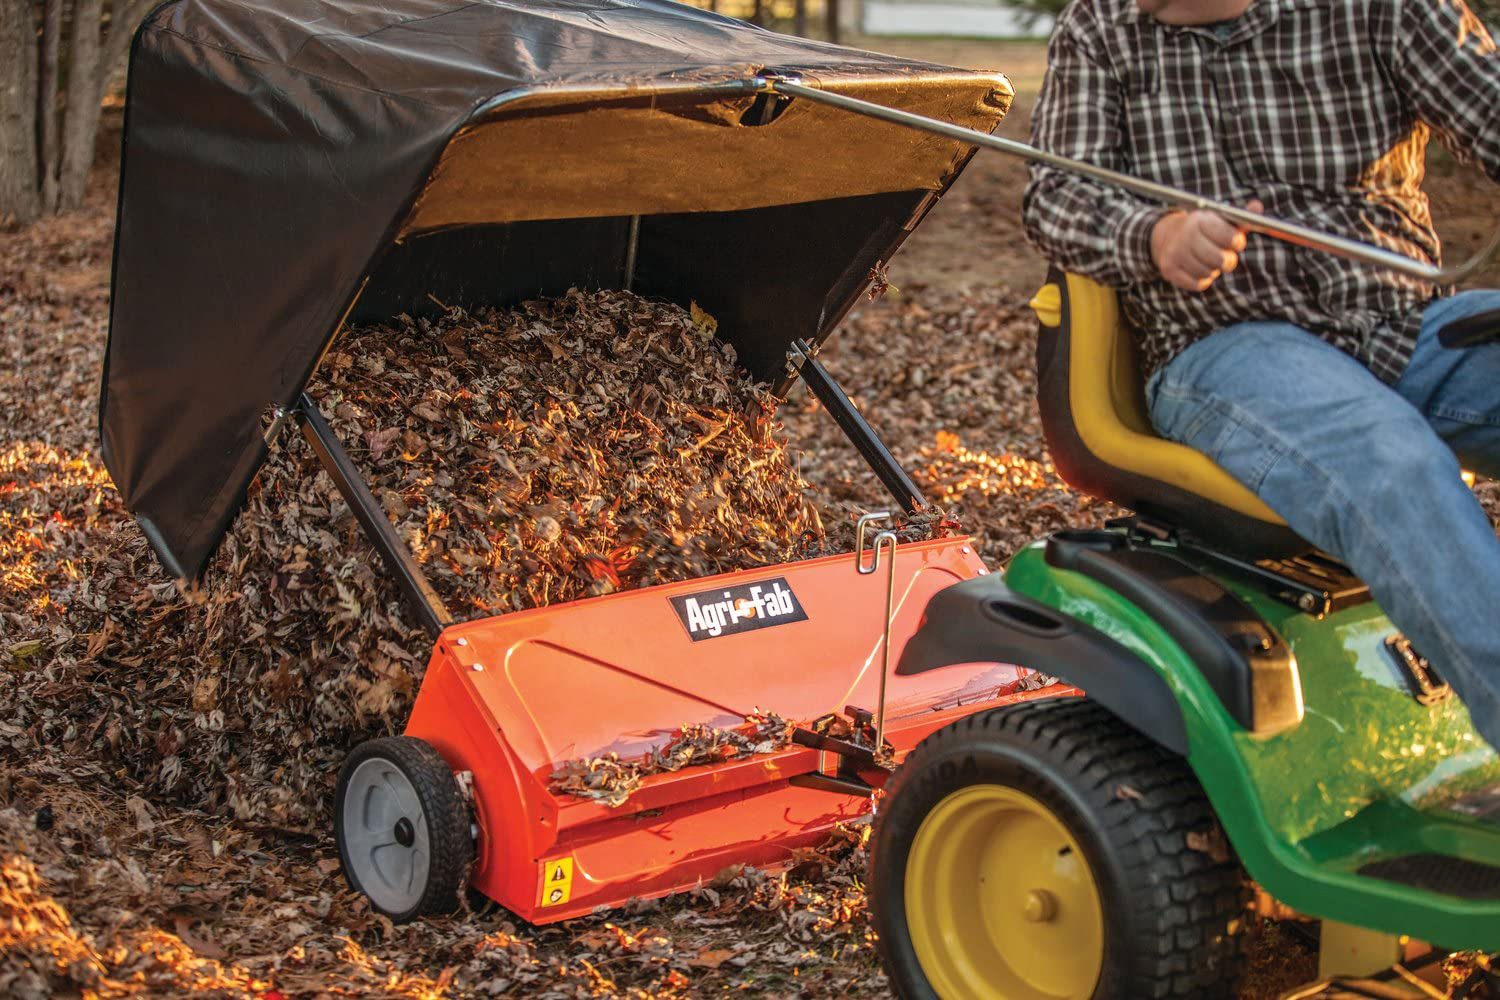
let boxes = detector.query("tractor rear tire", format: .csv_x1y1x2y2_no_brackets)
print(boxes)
335,735,474,923
870,697,1246,1000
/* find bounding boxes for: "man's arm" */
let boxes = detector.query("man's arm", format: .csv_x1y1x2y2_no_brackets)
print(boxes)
1021,6,1170,287
1384,0,1499,182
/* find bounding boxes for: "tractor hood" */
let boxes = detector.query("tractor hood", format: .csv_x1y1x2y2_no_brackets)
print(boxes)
100,0,1011,581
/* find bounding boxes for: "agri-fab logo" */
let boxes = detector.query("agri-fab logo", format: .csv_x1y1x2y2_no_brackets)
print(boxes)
670,577,808,641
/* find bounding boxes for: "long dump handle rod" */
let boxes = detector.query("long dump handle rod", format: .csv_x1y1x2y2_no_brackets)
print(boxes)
789,340,926,515
295,393,455,639
762,77,1500,287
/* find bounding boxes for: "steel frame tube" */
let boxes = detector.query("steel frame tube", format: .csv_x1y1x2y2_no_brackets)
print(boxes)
792,343,926,515
764,77,1500,286
295,393,454,638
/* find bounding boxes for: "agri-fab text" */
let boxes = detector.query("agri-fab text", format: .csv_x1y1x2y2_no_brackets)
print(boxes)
670,578,809,641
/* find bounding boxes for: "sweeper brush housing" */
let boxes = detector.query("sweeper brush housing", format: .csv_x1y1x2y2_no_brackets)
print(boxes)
407,539,1054,922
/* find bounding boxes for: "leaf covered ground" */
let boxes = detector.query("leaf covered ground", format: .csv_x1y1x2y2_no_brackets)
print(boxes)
4,154,1499,999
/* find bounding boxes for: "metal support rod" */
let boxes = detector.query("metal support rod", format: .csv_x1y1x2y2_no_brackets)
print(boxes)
622,214,641,292
856,512,899,753
789,771,875,796
790,341,925,515
295,393,454,639
762,77,1500,286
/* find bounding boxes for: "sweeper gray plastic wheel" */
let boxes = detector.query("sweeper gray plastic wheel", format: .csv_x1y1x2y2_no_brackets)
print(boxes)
335,735,473,922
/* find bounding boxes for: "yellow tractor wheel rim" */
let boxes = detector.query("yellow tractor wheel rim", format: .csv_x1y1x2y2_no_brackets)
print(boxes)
905,784,1106,1000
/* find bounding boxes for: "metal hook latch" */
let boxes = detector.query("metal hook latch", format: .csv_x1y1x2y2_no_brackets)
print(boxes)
855,512,899,754
855,511,896,574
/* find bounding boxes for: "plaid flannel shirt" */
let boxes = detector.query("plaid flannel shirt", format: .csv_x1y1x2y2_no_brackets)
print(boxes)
1022,0,1500,384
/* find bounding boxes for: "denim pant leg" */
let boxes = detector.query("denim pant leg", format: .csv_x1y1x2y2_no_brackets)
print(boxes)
1395,289,1500,477
1147,322,1500,750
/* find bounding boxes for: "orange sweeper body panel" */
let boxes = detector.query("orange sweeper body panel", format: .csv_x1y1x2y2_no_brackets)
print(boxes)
404,535,1069,923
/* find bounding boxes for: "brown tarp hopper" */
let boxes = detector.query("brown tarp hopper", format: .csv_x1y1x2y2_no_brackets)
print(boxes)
101,0,1011,579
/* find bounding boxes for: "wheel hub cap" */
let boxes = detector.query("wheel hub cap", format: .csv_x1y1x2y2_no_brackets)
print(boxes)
1022,888,1057,923
905,785,1105,1000
394,816,415,848
342,758,431,914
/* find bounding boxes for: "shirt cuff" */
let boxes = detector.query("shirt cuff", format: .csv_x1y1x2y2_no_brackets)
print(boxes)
1113,205,1171,285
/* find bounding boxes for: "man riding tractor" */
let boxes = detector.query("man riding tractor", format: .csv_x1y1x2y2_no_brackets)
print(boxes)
1023,0,1500,753
855,0,1500,995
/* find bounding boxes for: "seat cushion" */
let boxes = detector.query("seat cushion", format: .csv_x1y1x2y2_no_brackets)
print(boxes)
1033,272,1307,556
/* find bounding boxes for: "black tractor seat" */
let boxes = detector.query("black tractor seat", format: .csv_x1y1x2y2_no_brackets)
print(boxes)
1031,271,1307,558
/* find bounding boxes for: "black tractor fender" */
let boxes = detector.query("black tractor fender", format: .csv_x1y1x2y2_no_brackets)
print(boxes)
896,575,1190,755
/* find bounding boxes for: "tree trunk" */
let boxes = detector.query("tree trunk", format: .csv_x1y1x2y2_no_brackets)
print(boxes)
39,0,63,211
102,1,152,93
3,0,154,223
60,0,103,209
0,0,40,225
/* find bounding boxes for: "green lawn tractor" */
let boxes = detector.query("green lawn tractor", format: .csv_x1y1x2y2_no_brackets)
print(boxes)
868,271,1500,998
750,78,1500,999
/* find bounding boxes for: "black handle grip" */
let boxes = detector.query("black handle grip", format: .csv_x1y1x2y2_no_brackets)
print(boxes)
1437,308,1500,350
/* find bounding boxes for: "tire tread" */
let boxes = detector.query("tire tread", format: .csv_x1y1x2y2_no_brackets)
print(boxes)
872,698,1246,1000
335,735,474,923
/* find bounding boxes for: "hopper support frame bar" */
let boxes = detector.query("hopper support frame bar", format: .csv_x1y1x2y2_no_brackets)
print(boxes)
788,340,926,516
294,393,455,638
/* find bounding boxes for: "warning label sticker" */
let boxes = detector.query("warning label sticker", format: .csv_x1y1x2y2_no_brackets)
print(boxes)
540,857,574,907
669,577,808,641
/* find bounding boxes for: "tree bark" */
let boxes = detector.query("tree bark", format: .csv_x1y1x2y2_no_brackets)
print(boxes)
59,0,103,209
39,0,63,211
0,0,40,224
3,0,155,223
102,0,153,89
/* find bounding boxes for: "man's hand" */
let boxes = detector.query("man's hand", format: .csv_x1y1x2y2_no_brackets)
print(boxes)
1150,201,1263,291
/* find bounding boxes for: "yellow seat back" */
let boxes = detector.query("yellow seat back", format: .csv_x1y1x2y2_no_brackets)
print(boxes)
1031,274,1285,528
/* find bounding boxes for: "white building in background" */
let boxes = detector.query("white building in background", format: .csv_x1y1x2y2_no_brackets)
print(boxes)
860,0,1052,37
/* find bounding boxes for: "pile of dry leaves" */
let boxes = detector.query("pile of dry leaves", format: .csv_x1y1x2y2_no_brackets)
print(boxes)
0,772,884,998
312,291,835,616
7,287,915,833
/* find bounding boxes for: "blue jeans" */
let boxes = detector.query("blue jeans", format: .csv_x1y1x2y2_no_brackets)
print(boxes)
1146,291,1500,750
